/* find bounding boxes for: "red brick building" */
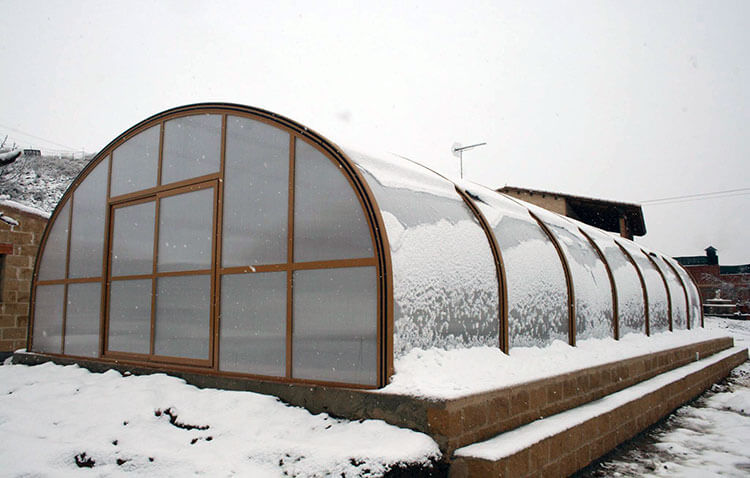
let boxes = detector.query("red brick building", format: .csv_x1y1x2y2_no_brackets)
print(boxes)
675,246,750,313
0,200,49,359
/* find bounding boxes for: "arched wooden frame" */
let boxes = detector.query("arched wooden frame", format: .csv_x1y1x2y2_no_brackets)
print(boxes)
662,256,692,330
614,241,650,336
29,103,394,389
669,258,704,329
643,250,673,332
577,228,620,340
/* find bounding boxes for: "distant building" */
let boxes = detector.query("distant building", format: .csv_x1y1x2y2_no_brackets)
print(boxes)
675,246,750,313
497,186,646,240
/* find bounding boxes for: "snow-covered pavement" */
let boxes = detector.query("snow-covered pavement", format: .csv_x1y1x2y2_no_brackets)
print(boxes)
579,317,750,477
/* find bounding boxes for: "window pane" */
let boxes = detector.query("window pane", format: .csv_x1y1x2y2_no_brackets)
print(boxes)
32,284,64,354
293,267,377,385
652,254,687,330
667,257,701,328
108,279,152,354
37,201,70,281
154,275,211,359
222,116,289,266
465,185,569,348
157,188,213,272
618,240,670,333
582,226,646,336
110,125,159,196
69,159,108,278
64,282,101,357
161,114,221,184
220,272,286,376
347,149,499,358
294,140,373,261
111,201,155,277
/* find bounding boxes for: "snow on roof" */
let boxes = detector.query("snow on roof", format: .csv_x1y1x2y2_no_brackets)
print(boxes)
0,199,51,219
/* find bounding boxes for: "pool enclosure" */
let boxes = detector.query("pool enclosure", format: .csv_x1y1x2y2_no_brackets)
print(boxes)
29,103,704,389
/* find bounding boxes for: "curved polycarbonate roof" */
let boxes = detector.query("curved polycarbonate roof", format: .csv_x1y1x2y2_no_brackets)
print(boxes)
28,103,704,390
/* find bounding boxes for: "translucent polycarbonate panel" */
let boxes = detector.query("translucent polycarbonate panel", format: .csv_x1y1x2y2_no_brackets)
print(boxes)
157,188,213,272
293,140,373,262
69,159,108,278
220,272,286,376
617,241,670,333
347,149,500,357
108,279,152,354
462,183,568,348
111,201,155,277
37,201,70,281
32,284,64,354
667,257,701,328
292,267,377,385
581,226,646,336
650,254,686,330
63,283,101,357
110,125,159,196
222,116,289,266
526,204,613,341
161,114,221,185
154,275,211,359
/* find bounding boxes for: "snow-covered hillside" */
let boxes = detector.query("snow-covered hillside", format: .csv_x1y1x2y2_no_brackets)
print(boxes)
0,152,89,213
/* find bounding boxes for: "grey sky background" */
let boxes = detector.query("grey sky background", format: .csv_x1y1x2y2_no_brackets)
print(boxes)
2,0,748,263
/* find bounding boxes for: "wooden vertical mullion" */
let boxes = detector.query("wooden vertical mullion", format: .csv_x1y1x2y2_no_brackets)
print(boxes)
99,156,113,356
212,114,227,370
61,195,74,353
285,135,296,379
149,197,161,356
157,121,165,187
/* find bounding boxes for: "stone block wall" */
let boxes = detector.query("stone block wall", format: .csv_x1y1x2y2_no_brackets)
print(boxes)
0,201,48,354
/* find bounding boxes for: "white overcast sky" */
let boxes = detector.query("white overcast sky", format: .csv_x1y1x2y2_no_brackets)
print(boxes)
2,0,748,263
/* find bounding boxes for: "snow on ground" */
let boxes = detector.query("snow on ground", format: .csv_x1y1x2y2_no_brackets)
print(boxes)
0,363,440,477
384,327,726,399
578,316,750,478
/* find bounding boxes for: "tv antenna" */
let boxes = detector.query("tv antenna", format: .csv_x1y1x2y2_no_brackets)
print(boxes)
451,142,486,179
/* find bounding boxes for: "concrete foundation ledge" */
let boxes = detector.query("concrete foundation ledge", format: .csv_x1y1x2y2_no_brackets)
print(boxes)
449,346,748,478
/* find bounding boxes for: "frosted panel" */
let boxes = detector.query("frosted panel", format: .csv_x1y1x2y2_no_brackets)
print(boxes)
347,149,499,357
464,184,568,348
162,114,221,184
32,284,64,354
64,283,101,357
110,125,159,196
220,272,286,376
37,201,70,281
154,275,211,359
528,205,613,341
667,257,701,329
294,140,373,261
157,188,213,272
108,279,151,354
111,201,155,277
652,255,687,330
222,116,289,266
293,267,377,385
618,241,669,333
582,226,646,336
69,159,108,278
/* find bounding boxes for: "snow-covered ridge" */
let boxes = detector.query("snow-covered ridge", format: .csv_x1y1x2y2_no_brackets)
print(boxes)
0,199,51,218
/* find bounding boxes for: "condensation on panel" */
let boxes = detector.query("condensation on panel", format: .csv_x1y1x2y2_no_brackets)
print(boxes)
220,272,286,377
347,149,499,357
666,257,701,329
111,201,156,277
582,226,646,336
618,240,670,333
157,188,214,273
462,183,568,348
37,201,70,281
108,279,152,354
222,116,289,267
292,267,377,385
64,282,101,357
526,204,613,341
294,140,373,262
161,114,222,185
652,254,687,330
69,159,108,278
154,275,211,360
32,284,64,354
110,125,159,197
